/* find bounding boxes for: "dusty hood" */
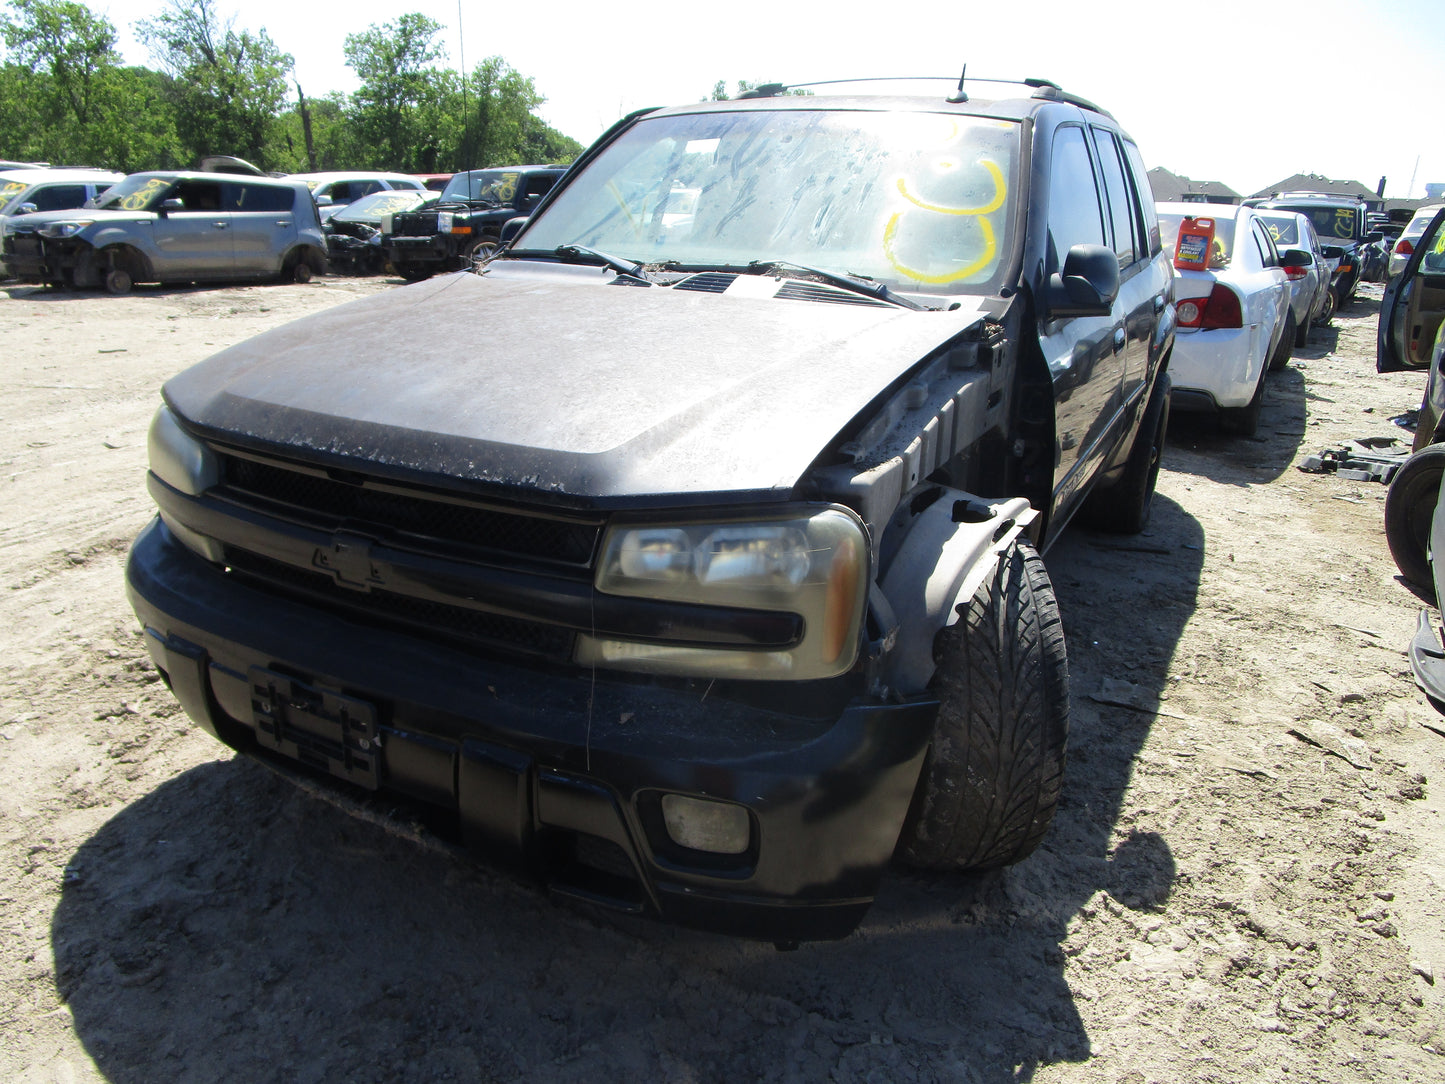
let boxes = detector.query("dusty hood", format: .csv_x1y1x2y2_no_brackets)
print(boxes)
164,265,990,505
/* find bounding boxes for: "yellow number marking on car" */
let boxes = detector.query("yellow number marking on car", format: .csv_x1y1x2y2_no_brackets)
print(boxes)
497,174,519,202
118,178,168,211
883,158,1005,285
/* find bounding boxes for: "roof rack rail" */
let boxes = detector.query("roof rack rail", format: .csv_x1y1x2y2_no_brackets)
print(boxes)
734,75,1112,117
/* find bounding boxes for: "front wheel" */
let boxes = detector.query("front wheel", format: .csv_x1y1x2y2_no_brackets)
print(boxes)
104,268,132,295
394,261,432,282
463,236,500,269
1385,444,1445,599
896,539,1070,871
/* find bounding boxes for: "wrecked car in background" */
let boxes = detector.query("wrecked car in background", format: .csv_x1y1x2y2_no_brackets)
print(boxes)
127,78,1174,942
4,171,327,292
324,188,439,275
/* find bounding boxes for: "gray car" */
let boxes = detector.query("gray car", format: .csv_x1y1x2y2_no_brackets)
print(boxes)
3,171,327,293
1256,210,1334,342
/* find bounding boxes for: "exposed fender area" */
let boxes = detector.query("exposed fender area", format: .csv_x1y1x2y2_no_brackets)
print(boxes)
878,489,1038,695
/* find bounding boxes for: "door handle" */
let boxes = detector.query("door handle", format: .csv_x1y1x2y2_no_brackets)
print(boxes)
212,221,228,229
1113,327,1127,353
274,218,293,227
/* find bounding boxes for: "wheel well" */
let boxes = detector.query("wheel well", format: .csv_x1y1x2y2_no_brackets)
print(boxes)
283,244,326,274
99,244,151,282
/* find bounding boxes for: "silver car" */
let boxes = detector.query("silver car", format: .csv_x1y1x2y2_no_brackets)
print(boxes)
1257,210,1334,342
2,171,327,293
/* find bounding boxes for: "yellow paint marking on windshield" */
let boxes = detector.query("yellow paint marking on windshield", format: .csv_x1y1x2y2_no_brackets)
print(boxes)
118,177,167,211
895,158,1006,216
1,181,24,196
606,179,642,237
884,158,1004,284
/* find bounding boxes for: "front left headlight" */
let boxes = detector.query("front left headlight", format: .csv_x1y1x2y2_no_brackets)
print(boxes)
577,507,869,681
37,220,92,239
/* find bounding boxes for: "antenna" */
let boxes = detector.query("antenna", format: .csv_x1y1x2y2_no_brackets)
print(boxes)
458,0,474,198
947,64,967,104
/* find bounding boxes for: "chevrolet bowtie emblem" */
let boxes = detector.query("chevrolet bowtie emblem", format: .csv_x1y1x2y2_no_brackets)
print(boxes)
313,531,383,591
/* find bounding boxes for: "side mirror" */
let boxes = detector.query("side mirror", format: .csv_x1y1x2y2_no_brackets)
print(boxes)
158,198,185,215
1320,245,1346,260
17,202,37,215
1047,243,1119,318
315,194,334,207
1366,231,1384,243
500,216,528,243
1279,248,1313,269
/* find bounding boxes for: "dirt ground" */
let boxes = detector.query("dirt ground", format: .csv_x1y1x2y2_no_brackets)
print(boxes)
2,273,1443,1083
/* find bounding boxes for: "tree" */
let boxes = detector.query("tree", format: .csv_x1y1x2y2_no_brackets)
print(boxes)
136,0,292,167
1,0,117,126
343,13,445,169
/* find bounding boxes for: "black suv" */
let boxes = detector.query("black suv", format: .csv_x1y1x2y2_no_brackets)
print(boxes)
381,165,564,280
1248,192,1379,308
127,80,1175,942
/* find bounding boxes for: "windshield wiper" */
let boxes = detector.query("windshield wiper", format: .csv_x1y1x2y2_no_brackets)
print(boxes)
744,260,932,311
554,244,652,284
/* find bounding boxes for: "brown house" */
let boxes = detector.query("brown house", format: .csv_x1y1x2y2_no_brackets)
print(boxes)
1147,167,1241,205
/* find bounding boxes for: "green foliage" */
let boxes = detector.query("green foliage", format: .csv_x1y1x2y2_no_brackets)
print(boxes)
0,0,582,175
136,0,292,168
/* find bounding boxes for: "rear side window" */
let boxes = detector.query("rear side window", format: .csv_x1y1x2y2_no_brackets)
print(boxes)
230,183,294,212
1046,125,1105,273
1091,127,1138,267
1119,138,1160,256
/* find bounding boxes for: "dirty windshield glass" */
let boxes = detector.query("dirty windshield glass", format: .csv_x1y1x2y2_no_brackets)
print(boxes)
0,179,30,213
1158,212,1238,269
91,174,172,212
1273,203,1358,241
441,170,520,205
517,108,1020,295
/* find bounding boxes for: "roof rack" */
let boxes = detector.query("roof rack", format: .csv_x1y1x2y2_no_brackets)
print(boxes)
734,75,1111,117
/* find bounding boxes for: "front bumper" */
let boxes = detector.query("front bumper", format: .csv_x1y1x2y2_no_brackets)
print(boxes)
382,234,458,269
126,517,937,941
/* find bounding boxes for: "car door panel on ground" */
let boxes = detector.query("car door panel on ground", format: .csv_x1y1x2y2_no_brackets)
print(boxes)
152,179,233,278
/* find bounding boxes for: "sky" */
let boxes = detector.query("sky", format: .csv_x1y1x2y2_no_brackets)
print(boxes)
85,0,1445,199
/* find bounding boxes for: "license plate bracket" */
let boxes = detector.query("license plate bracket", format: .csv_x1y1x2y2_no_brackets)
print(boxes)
249,667,381,790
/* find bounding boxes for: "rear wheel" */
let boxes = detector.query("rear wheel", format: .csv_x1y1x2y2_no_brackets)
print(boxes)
896,540,1069,871
1081,374,1171,534
1220,363,1267,437
1315,288,1336,327
1294,309,1311,348
1384,444,1445,600
1269,312,1295,372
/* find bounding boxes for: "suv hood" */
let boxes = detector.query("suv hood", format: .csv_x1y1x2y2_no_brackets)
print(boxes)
165,267,991,504
9,207,151,227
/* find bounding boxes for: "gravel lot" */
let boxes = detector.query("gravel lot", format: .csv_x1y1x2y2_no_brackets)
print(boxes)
2,275,1443,1083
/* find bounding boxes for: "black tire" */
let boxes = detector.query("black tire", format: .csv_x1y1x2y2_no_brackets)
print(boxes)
1081,374,1171,534
1384,444,1445,599
896,540,1070,871
104,268,132,295
1269,312,1295,372
292,261,313,284
1315,288,1335,327
1220,363,1266,437
1294,309,1310,348
394,262,432,282
464,236,500,268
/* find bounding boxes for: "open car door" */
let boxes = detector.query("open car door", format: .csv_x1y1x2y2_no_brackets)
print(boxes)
1379,207,1445,373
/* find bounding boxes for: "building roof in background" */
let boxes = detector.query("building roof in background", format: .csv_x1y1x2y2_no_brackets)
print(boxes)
1147,167,1241,203
1251,173,1379,200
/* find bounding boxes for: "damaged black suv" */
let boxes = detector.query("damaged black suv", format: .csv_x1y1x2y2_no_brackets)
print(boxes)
127,79,1175,942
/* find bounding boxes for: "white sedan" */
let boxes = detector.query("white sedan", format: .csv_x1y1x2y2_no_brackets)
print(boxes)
1157,202,1303,436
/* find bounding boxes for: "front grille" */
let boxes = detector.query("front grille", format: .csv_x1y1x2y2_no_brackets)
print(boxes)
218,454,601,569
225,548,576,661
391,213,440,238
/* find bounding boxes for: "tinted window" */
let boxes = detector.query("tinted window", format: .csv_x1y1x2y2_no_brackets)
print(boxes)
1092,127,1137,266
1046,125,1106,272
1120,138,1160,256
171,180,223,211
230,183,294,212
31,184,88,212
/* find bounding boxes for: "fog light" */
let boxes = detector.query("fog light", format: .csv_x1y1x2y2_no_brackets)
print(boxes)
660,794,750,854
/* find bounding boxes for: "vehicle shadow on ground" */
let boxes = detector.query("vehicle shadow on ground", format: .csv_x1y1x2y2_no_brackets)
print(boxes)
52,498,1204,1083
1166,358,1309,484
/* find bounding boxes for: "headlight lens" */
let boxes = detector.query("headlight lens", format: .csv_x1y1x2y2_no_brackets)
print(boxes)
38,220,92,239
579,508,868,681
437,211,453,232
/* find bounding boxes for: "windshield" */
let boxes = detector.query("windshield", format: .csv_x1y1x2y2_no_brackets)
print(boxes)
515,108,1021,296
0,179,30,213
1158,212,1238,269
1271,202,1358,241
440,170,521,205
91,174,173,212
334,189,435,223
